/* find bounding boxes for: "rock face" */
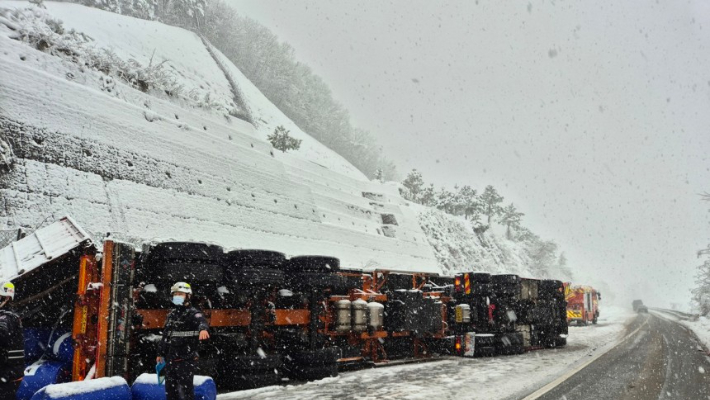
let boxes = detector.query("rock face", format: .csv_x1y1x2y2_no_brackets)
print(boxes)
0,19,438,273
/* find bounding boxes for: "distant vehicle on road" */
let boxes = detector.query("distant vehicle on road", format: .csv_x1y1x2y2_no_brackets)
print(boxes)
637,304,649,313
632,299,644,312
565,284,601,325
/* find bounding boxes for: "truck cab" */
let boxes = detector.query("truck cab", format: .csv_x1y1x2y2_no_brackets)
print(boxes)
565,285,601,325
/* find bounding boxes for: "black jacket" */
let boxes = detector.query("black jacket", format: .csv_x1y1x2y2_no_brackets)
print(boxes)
0,309,24,382
159,305,209,361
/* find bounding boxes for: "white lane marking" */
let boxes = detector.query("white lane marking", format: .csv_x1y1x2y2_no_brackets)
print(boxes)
521,315,649,400
659,334,672,399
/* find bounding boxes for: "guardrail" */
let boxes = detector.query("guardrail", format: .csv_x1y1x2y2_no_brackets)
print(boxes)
650,308,699,321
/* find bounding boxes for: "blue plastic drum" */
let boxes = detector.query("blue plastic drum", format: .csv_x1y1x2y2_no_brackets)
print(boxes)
29,377,131,400
131,373,217,400
47,330,74,364
16,360,71,400
24,328,52,365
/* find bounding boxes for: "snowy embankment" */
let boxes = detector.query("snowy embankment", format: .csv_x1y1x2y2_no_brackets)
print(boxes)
217,307,635,400
652,310,710,353
684,317,710,352
0,2,438,274
0,2,563,282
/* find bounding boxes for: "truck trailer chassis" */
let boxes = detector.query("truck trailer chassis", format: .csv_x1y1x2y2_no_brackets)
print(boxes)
6,234,568,391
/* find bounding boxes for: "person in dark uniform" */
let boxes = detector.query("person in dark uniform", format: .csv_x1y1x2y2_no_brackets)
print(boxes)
157,282,210,400
0,282,24,399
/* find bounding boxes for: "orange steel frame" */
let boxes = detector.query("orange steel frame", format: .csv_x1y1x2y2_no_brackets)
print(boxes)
71,255,101,381
80,249,453,377
94,241,114,378
133,269,452,364
319,270,451,363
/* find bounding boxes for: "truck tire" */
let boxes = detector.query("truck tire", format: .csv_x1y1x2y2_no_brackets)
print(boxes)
288,347,341,365
538,280,563,299
555,336,567,347
284,348,340,381
196,356,219,379
476,346,496,357
288,364,338,381
223,250,286,268
287,272,344,290
498,332,524,355
148,242,223,262
231,354,283,370
225,267,284,288
475,335,498,348
158,262,223,283
491,274,520,284
283,256,340,273
470,273,492,283
230,372,281,390
221,354,283,389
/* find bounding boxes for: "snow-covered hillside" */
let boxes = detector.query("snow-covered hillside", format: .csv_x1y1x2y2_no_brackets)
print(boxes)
0,2,565,281
0,2,438,273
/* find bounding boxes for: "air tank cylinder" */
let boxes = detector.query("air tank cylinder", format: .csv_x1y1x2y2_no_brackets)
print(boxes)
335,299,352,332
351,299,368,332
367,301,385,331
455,304,471,323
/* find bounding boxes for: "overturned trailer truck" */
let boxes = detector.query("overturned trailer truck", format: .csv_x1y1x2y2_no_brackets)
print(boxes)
0,216,568,395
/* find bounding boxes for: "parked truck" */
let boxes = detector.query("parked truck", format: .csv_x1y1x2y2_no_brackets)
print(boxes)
632,299,648,313
0,216,569,397
565,284,601,325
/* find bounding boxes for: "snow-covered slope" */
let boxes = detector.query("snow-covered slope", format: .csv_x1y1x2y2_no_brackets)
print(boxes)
416,206,533,277
0,2,562,282
0,2,437,273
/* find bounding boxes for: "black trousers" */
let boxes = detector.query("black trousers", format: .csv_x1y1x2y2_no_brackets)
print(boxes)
166,358,196,400
0,379,21,400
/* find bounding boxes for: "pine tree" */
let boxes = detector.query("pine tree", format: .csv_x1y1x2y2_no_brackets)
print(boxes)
692,194,710,315
528,240,559,278
436,188,456,214
420,184,436,206
480,185,504,225
267,125,302,153
401,169,425,202
499,203,524,239
693,243,710,315
457,185,480,221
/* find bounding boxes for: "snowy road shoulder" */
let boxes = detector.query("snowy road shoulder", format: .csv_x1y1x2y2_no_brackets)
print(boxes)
218,307,635,400
651,309,710,354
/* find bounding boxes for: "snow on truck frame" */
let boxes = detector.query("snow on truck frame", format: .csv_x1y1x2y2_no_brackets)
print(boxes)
0,216,569,393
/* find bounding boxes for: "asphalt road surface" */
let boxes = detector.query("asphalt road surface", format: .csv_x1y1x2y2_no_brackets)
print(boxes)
530,312,710,400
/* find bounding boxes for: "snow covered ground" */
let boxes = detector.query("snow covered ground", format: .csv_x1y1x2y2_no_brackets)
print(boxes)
0,1,570,283
0,2,440,274
652,310,710,353
217,306,635,400
685,316,710,352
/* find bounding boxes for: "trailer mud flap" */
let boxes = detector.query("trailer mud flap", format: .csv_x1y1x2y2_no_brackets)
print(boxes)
464,332,475,357
455,333,476,357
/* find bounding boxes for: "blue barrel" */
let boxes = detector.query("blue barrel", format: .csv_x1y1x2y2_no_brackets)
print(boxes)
131,373,217,400
24,328,52,365
49,332,74,363
29,377,131,400
17,360,71,400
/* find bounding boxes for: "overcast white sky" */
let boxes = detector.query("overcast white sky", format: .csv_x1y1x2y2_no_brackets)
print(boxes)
228,0,710,309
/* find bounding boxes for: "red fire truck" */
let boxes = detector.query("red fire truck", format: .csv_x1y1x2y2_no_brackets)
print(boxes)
565,284,601,325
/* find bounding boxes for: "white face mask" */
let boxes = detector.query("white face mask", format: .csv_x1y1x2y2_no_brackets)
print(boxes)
172,296,185,306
